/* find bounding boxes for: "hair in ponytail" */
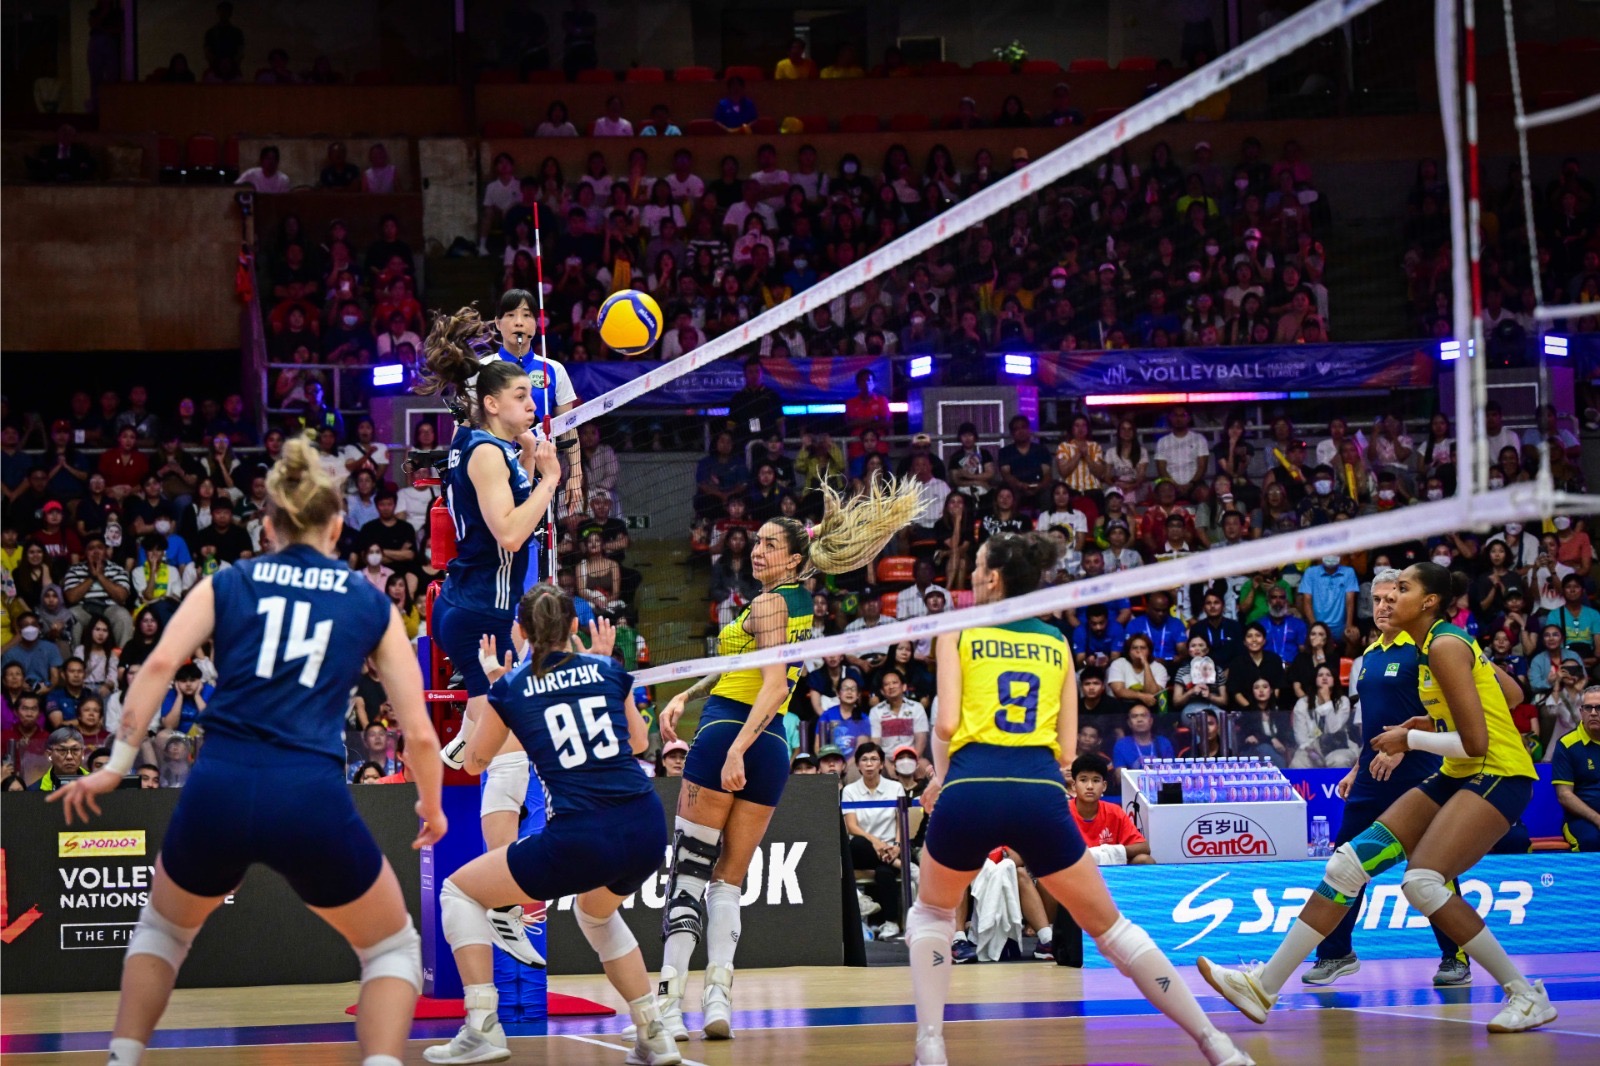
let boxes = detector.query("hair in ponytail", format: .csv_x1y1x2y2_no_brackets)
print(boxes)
768,478,923,579
517,584,578,677
414,306,525,425
982,532,1063,598
265,436,343,543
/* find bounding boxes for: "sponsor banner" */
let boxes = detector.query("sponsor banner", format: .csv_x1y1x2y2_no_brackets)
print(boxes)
1,788,422,995
1032,342,1437,395
565,355,888,408
1124,770,1306,865
1282,765,1566,841
1088,853,1600,968
544,775,843,975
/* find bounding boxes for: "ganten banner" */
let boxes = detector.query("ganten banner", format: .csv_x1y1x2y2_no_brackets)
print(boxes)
1032,342,1438,395
1089,852,1600,968
568,355,890,408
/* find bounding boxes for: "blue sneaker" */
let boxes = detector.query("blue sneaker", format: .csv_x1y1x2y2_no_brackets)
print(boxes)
951,938,977,964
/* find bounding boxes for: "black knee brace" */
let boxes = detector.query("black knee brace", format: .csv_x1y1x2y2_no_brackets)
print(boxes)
661,829,720,943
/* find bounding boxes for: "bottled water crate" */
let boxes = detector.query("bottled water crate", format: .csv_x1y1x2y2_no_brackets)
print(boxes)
1120,759,1309,865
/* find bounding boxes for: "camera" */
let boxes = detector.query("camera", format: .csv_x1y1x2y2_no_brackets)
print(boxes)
235,189,254,216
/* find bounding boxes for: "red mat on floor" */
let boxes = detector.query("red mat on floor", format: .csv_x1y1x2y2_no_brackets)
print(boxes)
345,994,615,1019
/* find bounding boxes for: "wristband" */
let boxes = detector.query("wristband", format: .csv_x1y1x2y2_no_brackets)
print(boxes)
478,646,502,678
1405,728,1468,758
106,738,140,776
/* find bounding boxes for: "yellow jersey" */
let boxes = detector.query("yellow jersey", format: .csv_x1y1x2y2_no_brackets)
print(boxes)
1418,621,1535,779
948,619,1070,758
708,583,814,711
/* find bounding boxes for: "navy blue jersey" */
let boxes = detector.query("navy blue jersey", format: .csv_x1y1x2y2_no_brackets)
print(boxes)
1348,632,1441,802
201,543,392,764
441,423,532,615
488,651,652,817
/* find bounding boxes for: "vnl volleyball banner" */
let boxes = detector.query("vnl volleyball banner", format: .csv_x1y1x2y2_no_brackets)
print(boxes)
1083,853,1600,969
566,355,890,409
1031,341,1439,396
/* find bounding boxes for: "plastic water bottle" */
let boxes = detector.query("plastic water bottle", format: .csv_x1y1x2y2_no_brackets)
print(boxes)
1310,815,1331,857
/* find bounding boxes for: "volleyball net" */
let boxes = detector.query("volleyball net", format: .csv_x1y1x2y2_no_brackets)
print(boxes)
530,0,1593,689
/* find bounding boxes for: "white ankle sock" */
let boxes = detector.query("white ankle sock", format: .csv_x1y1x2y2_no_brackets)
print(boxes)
363,1058,404,1066
107,1037,145,1065
1260,918,1326,995
1036,925,1053,947
704,881,742,969
907,901,958,1034
1459,928,1531,995
464,982,498,1031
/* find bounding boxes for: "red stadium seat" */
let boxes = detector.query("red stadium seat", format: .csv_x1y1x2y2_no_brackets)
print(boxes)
481,120,525,139
749,117,780,134
950,590,975,610
881,591,900,618
157,136,181,169
685,119,724,135
1021,59,1064,75
575,69,616,84
876,557,916,585
478,69,522,85
919,61,963,77
723,65,765,82
969,60,1012,76
352,69,391,85
838,114,881,133
1531,837,1572,852
799,113,831,133
186,134,218,168
1068,58,1110,73
625,66,666,82
525,70,566,85
223,134,240,171
674,66,716,82
887,113,931,132
1118,56,1158,71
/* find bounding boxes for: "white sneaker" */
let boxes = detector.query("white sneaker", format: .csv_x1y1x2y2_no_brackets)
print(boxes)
1197,958,1276,1025
441,730,468,770
626,1018,683,1065
702,962,734,1040
914,1025,947,1066
486,904,544,967
622,969,688,1042
876,921,902,940
1488,980,1557,1033
1200,1029,1256,1066
423,1018,510,1063
857,889,882,918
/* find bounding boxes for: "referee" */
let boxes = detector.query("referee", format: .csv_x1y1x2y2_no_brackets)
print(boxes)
1302,567,1469,987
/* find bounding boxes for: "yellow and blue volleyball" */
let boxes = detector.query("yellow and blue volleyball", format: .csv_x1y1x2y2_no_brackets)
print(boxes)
597,289,663,356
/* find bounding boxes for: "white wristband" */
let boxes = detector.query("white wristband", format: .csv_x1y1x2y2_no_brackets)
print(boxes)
1405,728,1468,759
106,738,140,776
478,647,502,678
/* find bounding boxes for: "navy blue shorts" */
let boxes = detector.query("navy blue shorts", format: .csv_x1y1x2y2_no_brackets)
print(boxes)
506,792,668,901
924,744,1085,877
681,695,791,808
432,597,513,698
1415,770,1534,826
161,739,384,908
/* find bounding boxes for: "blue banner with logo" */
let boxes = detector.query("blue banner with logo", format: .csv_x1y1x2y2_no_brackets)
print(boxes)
566,355,889,408
1283,766,1565,840
1032,342,1438,395
1087,852,1600,968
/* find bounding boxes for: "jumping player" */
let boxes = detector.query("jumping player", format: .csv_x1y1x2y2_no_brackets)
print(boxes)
423,586,676,1065
1301,567,1467,987
650,480,922,1040
415,308,562,867
1200,562,1556,1033
50,438,446,1066
909,533,1252,1066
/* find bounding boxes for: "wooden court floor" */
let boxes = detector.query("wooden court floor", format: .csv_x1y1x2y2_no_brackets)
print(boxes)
5,953,1599,1064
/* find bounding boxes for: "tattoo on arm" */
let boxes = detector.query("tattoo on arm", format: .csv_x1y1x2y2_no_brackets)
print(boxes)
684,672,722,701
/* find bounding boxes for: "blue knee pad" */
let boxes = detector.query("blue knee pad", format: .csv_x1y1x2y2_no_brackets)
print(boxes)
1314,821,1405,906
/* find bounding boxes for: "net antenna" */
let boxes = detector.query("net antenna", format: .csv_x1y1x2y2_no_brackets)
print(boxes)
532,201,559,584
1499,0,1600,497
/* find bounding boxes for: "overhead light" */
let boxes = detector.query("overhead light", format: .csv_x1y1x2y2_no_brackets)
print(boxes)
908,356,934,379
1002,353,1033,376
1544,334,1568,357
371,364,405,387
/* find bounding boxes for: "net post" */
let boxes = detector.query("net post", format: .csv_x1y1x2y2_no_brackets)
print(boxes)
531,202,558,583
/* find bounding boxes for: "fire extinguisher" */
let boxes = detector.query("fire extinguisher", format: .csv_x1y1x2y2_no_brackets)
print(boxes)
430,497,457,569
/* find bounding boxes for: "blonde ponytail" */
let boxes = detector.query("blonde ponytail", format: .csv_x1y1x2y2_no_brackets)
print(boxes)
773,477,923,578
517,584,578,676
265,436,343,543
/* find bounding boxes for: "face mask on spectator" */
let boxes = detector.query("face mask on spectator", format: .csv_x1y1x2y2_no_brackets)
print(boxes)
1432,553,1452,567
342,313,360,327
843,162,859,175
367,550,384,568
894,757,917,775
1489,476,1506,489
1505,522,1522,535
1186,270,1202,284
1204,242,1219,257
21,625,41,642
155,519,172,535
1245,238,1260,251
1555,517,1572,531
793,258,808,271
1426,488,1444,501
1321,555,1340,568
911,315,926,327
1377,489,1396,501
1314,479,1332,496
1235,177,1249,189
1051,278,1066,290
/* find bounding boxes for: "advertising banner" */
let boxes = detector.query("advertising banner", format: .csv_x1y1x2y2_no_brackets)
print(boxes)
1122,770,1307,865
1085,853,1600,969
545,774,843,975
1032,342,1438,395
566,355,889,409
0,788,422,995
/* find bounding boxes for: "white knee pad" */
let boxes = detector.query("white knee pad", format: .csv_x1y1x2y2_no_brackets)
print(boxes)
441,878,498,951
905,900,957,947
125,901,201,971
575,904,638,963
1401,867,1451,918
357,920,422,993
1093,916,1159,974
1322,842,1370,900
480,751,530,817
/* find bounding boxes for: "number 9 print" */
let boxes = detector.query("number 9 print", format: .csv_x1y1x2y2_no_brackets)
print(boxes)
994,671,1040,734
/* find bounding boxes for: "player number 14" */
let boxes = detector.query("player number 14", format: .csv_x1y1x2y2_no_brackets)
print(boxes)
255,596,333,687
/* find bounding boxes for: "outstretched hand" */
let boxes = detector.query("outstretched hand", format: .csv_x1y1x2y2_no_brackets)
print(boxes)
478,633,515,684
46,769,123,824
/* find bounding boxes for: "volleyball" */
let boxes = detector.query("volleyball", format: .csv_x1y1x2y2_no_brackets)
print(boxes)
597,289,663,356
